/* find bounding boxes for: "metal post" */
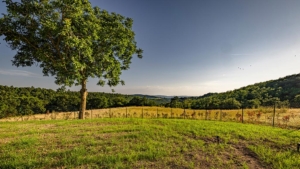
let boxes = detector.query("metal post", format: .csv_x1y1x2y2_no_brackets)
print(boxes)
142,107,144,119
242,106,244,123
157,108,158,118
216,136,220,144
110,108,112,118
126,107,128,118
273,103,276,127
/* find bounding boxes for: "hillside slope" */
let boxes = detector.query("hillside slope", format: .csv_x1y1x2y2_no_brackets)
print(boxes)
169,73,300,109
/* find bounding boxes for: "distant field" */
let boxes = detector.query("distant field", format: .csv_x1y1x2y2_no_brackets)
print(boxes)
0,118,299,168
2,106,300,128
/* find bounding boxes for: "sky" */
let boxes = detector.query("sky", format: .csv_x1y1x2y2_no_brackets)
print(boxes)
1,0,300,96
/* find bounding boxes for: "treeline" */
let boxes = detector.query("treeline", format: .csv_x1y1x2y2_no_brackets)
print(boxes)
2,73,300,118
166,74,300,109
0,85,169,118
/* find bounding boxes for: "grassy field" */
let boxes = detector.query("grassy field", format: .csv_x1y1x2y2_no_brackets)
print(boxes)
0,118,300,168
2,106,300,128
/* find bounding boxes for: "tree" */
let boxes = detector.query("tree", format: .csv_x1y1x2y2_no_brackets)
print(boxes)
17,97,46,115
128,96,144,106
182,98,193,109
0,0,143,119
246,99,261,108
170,96,182,108
221,98,241,109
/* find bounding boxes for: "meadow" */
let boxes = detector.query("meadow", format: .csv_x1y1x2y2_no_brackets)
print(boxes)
0,118,300,168
2,106,300,128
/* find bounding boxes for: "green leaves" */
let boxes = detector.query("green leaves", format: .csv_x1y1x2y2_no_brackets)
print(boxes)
1,0,143,118
1,0,143,88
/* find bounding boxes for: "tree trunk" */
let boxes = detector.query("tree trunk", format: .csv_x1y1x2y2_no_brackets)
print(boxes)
79,79,88,119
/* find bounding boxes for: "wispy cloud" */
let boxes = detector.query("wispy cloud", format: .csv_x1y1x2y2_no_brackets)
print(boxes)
230,54,252,56
0,69,39,77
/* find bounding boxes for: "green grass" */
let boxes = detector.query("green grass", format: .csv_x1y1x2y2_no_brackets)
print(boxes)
0,118,300,168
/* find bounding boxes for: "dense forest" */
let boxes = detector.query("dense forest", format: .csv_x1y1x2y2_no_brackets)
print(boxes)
0,86,169,118
1,73,300,118
167,73,300,109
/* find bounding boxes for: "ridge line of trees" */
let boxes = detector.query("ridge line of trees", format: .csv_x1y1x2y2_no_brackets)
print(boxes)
166,73,300,109
1,73,300,118
0,85,168,118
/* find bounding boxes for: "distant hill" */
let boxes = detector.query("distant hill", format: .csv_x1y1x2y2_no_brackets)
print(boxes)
182,73,300,109
132,94,174,99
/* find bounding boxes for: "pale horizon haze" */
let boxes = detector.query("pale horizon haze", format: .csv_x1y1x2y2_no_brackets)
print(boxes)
1,0,300,96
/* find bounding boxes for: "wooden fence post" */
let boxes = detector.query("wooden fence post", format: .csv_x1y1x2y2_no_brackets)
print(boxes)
242,107,244,123
273,103,276,127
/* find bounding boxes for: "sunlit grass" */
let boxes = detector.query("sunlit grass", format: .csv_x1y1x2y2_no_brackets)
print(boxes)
0,118,300,168
2,107,300,129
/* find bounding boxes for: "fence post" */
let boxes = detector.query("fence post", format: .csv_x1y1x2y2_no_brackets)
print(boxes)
110,108,112,118
126,107,128,118
242,106,244,123
142,107,144,119
273,102,276,127
91,109,93,119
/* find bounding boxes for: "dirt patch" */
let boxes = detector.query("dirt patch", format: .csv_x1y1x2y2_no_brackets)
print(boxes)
192,137,270,169
229,143,269,169
132,137,270,169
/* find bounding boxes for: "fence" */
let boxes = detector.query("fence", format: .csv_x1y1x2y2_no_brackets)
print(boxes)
2,106,300,128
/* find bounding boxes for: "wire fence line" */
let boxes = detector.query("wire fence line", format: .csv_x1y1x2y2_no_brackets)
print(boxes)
2,106,300,128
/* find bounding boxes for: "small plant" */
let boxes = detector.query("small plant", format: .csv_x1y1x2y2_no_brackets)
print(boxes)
282,115,290,127
290,112,296,120
180,112,185,118
222,112,228,119
198,112,203,119
85,112,90,119
162,113,168,118
205,110,211,120
171,112,175,118
214,111,219,120
235,112,242,121
247,111,255,122
191,111,196,119
256,111,262,121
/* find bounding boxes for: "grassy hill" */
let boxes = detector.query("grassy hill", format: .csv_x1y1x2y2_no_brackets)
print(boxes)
1,118,299,168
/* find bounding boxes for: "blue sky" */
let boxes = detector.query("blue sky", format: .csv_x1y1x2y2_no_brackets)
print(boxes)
1,0,300,96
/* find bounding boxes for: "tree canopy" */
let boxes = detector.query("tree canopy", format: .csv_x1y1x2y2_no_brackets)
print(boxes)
166,73,300,109
0,0,143,119
0,85,169,119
